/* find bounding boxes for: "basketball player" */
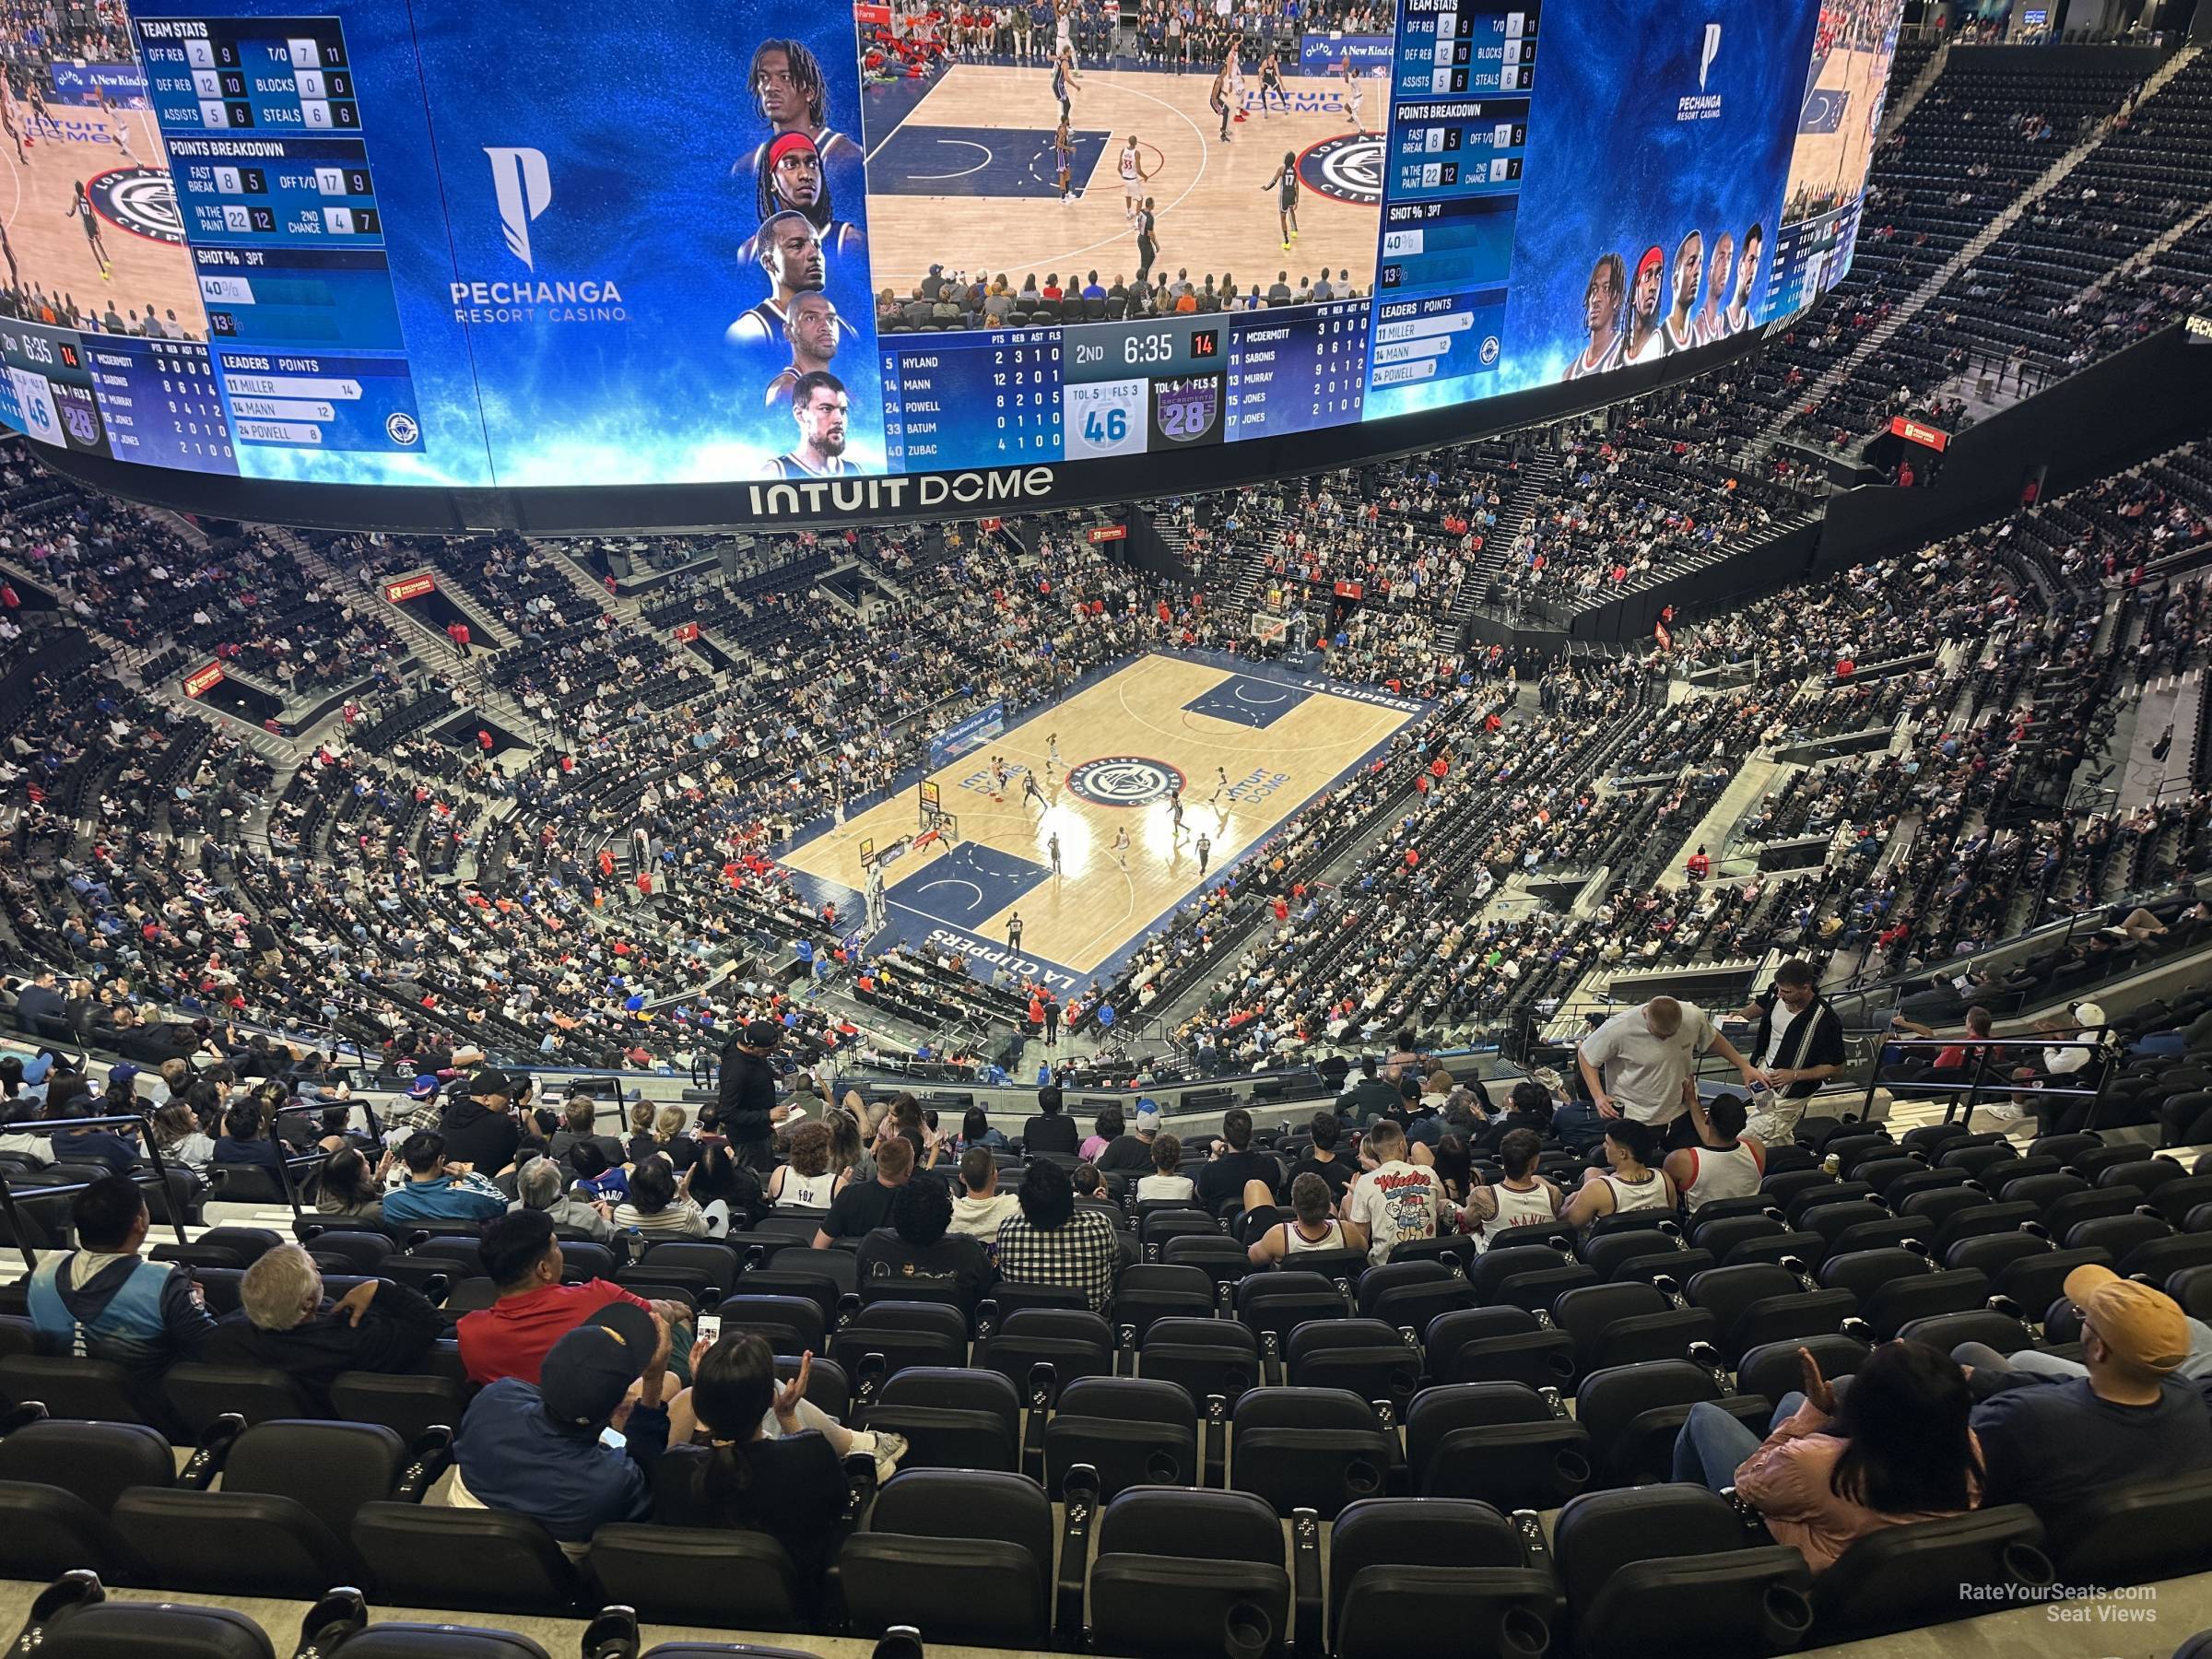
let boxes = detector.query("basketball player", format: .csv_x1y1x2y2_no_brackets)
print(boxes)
1048,732,1063,770
1261,152,1300,250
0,219,17,291
1724,222,1763,335
1118,135,1149,223
64,181,111,282
1134,195,1159,283
1208,765,1230,805
1227,38,1247,124
1341,62,1368,135
0,100,24,167
1053,116,1076,201
1168,788,1185,838
1052,47,1080,124
100,90,136,163
1048,831,1063,875
990,755,1008,800
1620,244,1666,366
742,130,863,264
763,290,840,409
766,371,853,478
1697,230,1735,345
1210,49,1236,141
1563,252,1626,381
1661,229,1704,355
1112,825,1131,869
1022,769,1048,812
735,41,864,185
726,211,824,347
1256,48,1286,116
1053,0,1074,64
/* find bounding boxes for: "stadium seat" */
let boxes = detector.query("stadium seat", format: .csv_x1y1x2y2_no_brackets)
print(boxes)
1404,1382,1591,1510
1085,1487,1289,1658
1328,1498,1555,1659
0,1418,173,1583
1810,1507,2053,1640
857,1365,1020,1474
1045,1375,1199,1498
585,1525,811,1630
838,1467,1053,1647
1230,1386,1394,1518
350,1503,578,1612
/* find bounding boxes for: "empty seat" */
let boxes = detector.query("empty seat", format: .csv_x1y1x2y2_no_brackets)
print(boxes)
1139,1318,1261,1412
1088,1487,1289,1658
0,1418,173,1582
1576,1360,1770,1488
1685,1264,1857,1362
1810,1507,2053,1640
351,1502,578,1612
1284,1320,1422,1412
1422,1306,1575,1390
1329,1497,1554,1659
2041,1467,2212,1588
1552,1282,1717,1381
586,1524,811,1630
1045,1376,1198,1498
0,1355,152,1429
1230,1386,1393,1519
1405,1382,1591,1511
162,1363,313,1435
838,1467,1053,1647
858,1365,1019,1474
0,1577,275,1657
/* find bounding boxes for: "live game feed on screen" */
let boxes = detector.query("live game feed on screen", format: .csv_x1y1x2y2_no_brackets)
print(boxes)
0,0,1899,495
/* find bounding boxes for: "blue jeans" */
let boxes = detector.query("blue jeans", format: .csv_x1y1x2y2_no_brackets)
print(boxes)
1671,1394,1806,1491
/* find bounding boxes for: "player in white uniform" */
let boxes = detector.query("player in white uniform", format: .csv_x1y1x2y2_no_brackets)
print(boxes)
1111,826,1131,869
1118,135,1148,221
1054,0,1073,64
1227,46,1246,124
1342,63,1367,134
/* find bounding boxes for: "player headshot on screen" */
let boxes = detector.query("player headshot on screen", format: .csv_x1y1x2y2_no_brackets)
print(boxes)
727,210,826,347
1724,222,1762,334
1662,229,1703,355
764,290,841,408
1696,230,1733,345
740,131,863,265
734,41,862,183
1563,252,1626,381
768,370,853,477
1621,245,1666,366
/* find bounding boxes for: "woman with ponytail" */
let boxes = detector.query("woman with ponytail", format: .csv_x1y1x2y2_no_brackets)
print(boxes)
653,1335,853,1599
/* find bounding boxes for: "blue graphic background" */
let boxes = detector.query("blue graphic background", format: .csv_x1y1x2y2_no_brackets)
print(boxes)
1476,0,1817,397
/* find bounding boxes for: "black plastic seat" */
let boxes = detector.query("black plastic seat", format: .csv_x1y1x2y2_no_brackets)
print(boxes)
1858,1267,1992,1339
1107,1264,1215,1347
163,1363,314,1435
858,1365,1019,1474
976,1308,1116,1395
1557,1483,1815,1658
1235,1273,1350,1360
1552,1281,1717,1381
0,1418,173,1582
1088,1486,1288,1658
2041,1467,2212,1588
2065,1212,2172,1260
1284,1319,1422,1411
1423,1306,1576,1389
111,1419,402,1596
1405,1382,1591,1510
586,1524,810,1630
1230,1385,1394,1519
1735,1334,1870,1406
0,1355,152,1429
839,1466,1053,1647
1139,1317,1261,1410
351,1502,578,1611
830,1300,969,1391
1809,1506,2053,1640
718,1294,830,1357
0,1580,274,1657
1329,1497,1554,1659
1576,1359,1771,1488
1045,1375,1198,1498
1684,1264,1857,1362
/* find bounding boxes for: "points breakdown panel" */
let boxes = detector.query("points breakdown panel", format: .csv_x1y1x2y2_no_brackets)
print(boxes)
135,13,423,459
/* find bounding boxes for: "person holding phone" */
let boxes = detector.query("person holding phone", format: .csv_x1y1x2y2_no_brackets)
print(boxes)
1669,1341,1983,1571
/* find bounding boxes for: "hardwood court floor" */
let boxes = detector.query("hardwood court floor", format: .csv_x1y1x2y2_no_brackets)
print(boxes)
783,652,1418,988
1783,36,1895,217
0,97,206,335
862,64,1381,299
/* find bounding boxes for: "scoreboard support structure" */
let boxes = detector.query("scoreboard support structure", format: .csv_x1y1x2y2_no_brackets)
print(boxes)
918,780,959,847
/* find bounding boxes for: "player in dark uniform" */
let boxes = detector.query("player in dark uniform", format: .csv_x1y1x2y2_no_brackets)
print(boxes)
1724,222,1762,334
1209,50,1236,141
1256,49,1286,116
741,130,862,264
1134,194,1159,283
1563,251,1626,381
728,210,825,347
64,181,110,282
1051,47,1080,124
763,289,841,408
1696,230,1734,344
1053,116,1076,200
767,370,853,478
735,41,864,187
1261,152,1299,250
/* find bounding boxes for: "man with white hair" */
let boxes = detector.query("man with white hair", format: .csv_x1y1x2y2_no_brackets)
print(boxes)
204,1243,441,1411
1577,994,1760,1151
512,1152,619,1241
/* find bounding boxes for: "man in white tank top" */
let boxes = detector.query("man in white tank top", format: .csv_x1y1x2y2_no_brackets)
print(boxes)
1461,1126,1562,1250
1118,135,1148,222
1561,1118,1677,1229
1664,1093,1766,1212
1247,1171,1369,1264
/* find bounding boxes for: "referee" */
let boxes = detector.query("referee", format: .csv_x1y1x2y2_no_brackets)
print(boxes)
1134,196,1159,283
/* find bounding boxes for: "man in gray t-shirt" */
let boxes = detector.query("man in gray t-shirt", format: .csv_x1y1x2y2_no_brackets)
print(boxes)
1577,995,1758,1149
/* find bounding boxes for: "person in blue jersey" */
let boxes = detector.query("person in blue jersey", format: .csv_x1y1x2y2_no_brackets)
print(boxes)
27,1175,214,1420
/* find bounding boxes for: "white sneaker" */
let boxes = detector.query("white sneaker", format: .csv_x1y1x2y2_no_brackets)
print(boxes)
848,1428,909,1482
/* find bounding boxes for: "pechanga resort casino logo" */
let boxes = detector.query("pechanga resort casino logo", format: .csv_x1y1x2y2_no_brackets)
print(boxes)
451,145,627,324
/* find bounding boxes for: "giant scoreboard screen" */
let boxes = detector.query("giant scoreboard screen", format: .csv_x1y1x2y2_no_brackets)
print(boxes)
0,0,1899,529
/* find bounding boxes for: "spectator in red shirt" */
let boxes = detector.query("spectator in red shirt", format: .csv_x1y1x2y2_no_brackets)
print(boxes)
457,1210,688,1387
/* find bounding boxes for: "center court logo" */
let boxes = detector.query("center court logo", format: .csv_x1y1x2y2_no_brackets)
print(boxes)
450,145,627,324
1297,135,1382,206
88,165,183,244
485,145,552,268
1066,757,1186,807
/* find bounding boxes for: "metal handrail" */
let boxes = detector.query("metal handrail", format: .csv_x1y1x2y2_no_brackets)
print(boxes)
1863,1031,2115,1135
0,1110,192,1271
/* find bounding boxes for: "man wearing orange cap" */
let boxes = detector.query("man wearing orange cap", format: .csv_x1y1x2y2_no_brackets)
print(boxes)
1958,1265,2212,1510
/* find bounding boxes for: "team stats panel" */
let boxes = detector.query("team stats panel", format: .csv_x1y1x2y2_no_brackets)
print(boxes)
135,13,423,459
1368,2,1538,406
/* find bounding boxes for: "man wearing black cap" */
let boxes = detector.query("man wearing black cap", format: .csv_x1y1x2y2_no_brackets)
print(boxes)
450,1300,673,1553
440,1067,522,1174
718,1018,789,1172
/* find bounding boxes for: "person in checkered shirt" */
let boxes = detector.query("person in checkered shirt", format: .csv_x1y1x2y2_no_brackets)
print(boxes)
994,1159,1122,1312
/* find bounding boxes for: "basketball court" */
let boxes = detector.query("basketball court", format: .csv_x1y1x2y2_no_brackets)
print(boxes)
0,91,205,335
782,651,1424,993
859,64,1384,298
1780,6,1899,222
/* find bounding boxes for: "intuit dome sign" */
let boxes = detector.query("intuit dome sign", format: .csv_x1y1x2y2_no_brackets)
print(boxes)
746,465,1058,521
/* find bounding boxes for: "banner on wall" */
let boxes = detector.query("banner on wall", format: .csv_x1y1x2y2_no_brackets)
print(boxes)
1298,33,1393,71
929,700,1006,769
181,662,225,698
384,573,438,603
47,63,147,105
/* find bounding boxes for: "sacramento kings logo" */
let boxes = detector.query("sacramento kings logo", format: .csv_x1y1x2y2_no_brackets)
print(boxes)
1066,756,1186,808
88,166,184,245
1298,135,1382,206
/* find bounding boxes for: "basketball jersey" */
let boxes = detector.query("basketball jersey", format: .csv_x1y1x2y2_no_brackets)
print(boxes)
1662,314,1699,354
766,451,855,479
1053,64,1068,99
1681,1141,1763,1212
726,296,788,347
1280,1218,1346,1254
1621,326,1667,367
1484,1180,1559,1241
1564,335,1624,381
1279,171,1298,208
777,1167,840,1207
1598,1171,1668,1216
1262,59,1280,86
1120,143,1140,182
